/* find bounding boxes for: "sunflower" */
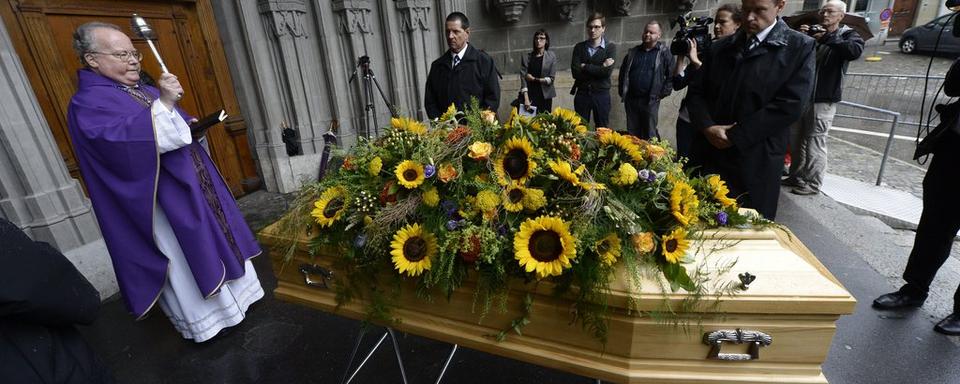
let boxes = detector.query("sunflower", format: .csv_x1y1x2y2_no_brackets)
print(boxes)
552,107,582,127
503,183,526,212
391,116,427,135
422,186,440,207
670,181,700,226
390,223,438,277
495,137,537,184
595,233,622,266
661,227,690,264
610,162,639,186
599,131,645,164
368,156,383,176
395,160,425,189
311,187,348,228
514,216,577,279
548,159,582,186
439,103,458,122
707,175,737,208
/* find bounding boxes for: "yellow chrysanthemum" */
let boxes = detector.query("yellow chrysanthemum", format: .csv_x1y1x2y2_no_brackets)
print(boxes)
439,103,457,121
390,223,438,277
502,183,526,212
599,131,645,164
495,137,537,185
522,187,547,211
395,160,425,189
514,216,577,279
368,156,383,176
476,190,501,212
311,187,348,228
552,107,582,127
707,175,737,208
595,233,622,266
611,162,639,186
422,186,440,207
391,116,427,135
661,227,690,264
670,181,700,226
548,159,583,186
631,232,655,254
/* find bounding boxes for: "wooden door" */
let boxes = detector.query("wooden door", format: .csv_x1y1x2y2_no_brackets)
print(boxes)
890,0,919,36
1,0,260,196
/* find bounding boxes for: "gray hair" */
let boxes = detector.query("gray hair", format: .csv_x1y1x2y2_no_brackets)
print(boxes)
72,22,121,66
822,0,847,13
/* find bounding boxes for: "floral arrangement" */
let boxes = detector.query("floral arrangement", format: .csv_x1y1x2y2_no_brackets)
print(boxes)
277,102,759,342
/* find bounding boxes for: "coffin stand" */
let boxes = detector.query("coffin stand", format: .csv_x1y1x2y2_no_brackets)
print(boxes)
258,223,855,384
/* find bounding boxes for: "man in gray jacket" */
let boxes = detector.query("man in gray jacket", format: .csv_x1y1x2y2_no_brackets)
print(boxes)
618,20,674,139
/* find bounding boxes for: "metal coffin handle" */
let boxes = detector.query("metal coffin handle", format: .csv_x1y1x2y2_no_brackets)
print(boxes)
300,263,333,289
703,329,773,361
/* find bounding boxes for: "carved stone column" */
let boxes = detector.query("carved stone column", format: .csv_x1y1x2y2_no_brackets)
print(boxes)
396,0,432,120
0,15,116,297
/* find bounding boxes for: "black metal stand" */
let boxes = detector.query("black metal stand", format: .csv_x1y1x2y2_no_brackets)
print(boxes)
339,325,460,384
348,55,398,139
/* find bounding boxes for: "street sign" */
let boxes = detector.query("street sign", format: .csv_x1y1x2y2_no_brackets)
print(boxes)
880,8,893,21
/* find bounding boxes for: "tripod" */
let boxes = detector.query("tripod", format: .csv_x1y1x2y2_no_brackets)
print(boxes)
348,55,398,139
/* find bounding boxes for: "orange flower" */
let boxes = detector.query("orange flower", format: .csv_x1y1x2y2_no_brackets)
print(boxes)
631,232,655,254
468,141,493,160
569,141,581,161
446,125,471,144
481,110,497,124
596,127,613,138
646,145,666,162
438,163,458,183
342,156,356,170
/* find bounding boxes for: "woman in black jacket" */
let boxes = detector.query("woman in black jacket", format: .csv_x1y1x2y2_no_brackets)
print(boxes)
520,29,557,113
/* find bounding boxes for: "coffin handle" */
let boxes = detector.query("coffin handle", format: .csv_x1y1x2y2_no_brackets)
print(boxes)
300,263,333,289
703,329,772,361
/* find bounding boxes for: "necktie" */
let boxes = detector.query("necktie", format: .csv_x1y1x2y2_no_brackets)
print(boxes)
747,36,760,51
453,54,461,67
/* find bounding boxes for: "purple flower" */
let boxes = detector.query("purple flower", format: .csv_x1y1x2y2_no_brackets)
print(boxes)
354,234,367,248
424,164,436,178
716,211,729,225
638,169,656,182
497,223,508,237
446,220,459,231
441,200,458,216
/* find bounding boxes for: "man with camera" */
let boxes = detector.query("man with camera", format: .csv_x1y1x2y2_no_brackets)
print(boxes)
783,0,864,195
571,12,617,128
687,0,815,220
618,20,674,140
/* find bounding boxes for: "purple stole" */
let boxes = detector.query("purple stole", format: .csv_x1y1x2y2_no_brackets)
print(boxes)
67,69,260,318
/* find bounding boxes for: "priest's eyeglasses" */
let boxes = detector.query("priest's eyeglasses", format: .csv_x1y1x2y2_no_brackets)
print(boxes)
88,50,143,62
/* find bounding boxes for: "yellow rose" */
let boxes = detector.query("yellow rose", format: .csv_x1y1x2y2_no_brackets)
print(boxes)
468,141,493,161
481,110,497,124
631,232,655,254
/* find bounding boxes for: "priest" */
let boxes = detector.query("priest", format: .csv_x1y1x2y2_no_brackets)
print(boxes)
66,22,263,342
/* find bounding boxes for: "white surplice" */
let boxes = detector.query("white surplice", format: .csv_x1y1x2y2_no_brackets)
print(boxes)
150,101,264,343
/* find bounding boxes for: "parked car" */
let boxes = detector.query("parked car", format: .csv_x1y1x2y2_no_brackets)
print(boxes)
900,14,960,55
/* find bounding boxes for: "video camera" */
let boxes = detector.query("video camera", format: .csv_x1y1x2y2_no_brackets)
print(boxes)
671,13,713,56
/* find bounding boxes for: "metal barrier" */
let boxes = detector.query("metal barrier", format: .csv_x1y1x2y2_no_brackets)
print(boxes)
836,100,900,186
839,72,951,131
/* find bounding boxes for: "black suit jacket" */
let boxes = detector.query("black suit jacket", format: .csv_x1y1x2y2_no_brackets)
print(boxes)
425,44,501,119
687,19,815,219
570,39,617,93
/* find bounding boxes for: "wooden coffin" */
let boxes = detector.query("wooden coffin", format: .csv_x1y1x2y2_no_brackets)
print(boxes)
258,223,855,384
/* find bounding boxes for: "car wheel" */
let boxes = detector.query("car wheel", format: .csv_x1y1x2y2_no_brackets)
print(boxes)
900,37,917,54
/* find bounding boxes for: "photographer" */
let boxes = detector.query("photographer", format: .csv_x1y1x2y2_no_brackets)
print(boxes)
618,20,674,139
674,4,742,159
783,0,864,195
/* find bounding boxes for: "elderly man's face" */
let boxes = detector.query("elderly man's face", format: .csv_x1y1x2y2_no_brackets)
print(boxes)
445,19,470,53
742,0,785,35
819,4,844,28
84,28,141,86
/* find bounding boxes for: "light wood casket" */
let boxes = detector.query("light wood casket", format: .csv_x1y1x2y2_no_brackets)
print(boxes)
258,222,855,384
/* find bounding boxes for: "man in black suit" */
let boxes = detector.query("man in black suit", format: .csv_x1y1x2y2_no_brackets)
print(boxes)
424,12,500,119
571,12,617,128
687,0,815,220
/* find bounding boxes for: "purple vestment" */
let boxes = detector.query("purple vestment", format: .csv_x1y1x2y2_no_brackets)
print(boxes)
67,69,261,319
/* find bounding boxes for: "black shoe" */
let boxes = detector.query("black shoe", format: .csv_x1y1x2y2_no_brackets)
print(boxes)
872,291,926,310
934,313,960,335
